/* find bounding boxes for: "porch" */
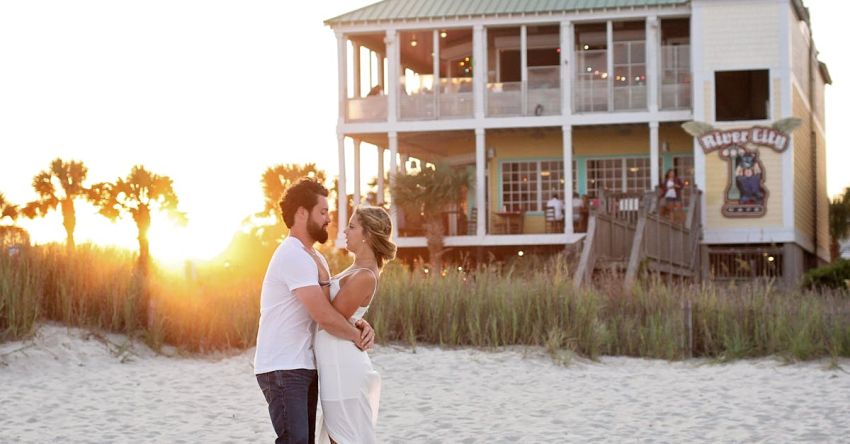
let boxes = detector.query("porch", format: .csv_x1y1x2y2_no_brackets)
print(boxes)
335,123,696,250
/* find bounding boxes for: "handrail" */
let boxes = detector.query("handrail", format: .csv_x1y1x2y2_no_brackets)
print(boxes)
573,206,600,289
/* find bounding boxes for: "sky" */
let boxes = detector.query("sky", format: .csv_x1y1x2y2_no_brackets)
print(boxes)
1,0,847,263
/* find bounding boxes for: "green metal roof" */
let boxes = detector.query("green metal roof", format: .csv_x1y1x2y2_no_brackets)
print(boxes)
326,0,690,26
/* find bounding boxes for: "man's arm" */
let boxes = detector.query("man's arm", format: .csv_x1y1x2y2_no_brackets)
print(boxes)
294,286,364,346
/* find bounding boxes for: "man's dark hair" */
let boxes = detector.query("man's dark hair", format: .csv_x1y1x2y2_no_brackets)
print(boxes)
279,178,329,229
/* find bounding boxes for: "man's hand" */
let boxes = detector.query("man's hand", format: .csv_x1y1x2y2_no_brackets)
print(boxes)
354,319,375,351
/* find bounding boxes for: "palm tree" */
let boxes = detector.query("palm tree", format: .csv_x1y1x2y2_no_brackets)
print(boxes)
260,163,327,222
829,186,850,261
0,193,29,248
0,193,18,223
22,158,89,253
89,165,185,269
390,163,469,272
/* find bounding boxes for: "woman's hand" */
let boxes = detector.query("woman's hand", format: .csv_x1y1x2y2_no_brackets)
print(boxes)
354,319,375,351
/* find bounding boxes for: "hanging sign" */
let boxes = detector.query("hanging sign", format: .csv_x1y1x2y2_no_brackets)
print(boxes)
683,118,800,218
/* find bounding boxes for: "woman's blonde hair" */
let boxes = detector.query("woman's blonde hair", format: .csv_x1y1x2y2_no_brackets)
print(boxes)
354,206,397,268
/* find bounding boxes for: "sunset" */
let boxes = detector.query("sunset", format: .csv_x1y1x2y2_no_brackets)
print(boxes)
2,1,849,442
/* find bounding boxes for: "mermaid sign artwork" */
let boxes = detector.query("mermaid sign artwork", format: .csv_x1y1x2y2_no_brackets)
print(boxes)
682,118,801,218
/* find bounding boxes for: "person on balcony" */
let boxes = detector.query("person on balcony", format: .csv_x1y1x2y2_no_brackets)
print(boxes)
658,168,684,222
546,194,565,221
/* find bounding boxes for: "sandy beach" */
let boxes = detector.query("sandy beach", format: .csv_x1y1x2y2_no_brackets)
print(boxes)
1,324,848,443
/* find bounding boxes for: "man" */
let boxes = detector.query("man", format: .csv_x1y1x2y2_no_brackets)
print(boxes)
546,193,565,221
254,178,374,444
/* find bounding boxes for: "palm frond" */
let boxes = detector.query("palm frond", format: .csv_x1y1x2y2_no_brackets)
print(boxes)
681,121,717,137
772,117,802,134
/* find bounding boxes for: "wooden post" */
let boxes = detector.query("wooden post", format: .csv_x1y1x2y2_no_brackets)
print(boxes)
624,193,652,290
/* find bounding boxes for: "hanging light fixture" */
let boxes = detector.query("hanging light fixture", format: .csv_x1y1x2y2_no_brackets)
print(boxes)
410,38,418,47
440,31,447,38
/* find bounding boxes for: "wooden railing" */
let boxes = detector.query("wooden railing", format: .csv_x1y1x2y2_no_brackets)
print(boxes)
624,186,703,288
575,185,703,290
574,190,644,288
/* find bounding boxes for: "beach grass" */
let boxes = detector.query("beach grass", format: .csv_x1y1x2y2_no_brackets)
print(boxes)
1,244,849,361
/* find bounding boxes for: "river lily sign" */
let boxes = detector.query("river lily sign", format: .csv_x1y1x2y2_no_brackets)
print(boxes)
683,118,801,218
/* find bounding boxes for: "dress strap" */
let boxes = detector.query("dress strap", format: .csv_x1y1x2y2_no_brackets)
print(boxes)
335,268,378,297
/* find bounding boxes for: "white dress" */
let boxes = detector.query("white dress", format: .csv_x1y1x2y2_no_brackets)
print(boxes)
315,268,381,444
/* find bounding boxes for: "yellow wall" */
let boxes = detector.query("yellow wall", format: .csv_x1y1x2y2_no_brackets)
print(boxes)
791,76,830,260
574,126,648,156
793,87,814,242
816,125,829,260
699,1,782,70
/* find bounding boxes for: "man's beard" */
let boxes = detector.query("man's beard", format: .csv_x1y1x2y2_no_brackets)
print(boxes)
307,218,329,244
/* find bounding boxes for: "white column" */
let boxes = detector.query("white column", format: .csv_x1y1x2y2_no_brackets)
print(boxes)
646,16,659,113
563,126,574,234
385,29,399,123
353,43,361,98
353,139,362,205
377,52,385,89
650,121,660,188
520,25,528,116
377,145,385,204
336,32,348,123
473,25,486,119
475,128,486,237
606,21,614,112
388,132,399,239
337,134,348,247
691,2,706,229
560,21,573,116
433,30,440,119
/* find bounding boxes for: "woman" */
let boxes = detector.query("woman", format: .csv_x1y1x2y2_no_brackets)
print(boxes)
658,168,684,221
312,206,396,444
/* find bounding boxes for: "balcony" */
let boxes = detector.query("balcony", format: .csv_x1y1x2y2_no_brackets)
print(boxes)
346,94,387,122
340,27,692,124
660,44,691,110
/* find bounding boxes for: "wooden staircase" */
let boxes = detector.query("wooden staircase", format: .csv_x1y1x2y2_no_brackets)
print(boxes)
574,185,703,290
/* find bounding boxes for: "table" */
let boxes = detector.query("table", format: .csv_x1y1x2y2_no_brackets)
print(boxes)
494,211,524,234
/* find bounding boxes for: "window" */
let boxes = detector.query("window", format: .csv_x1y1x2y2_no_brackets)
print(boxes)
625,158,651,192
540,160,565,202
715,70,769,121
587,158,621,195
587,157,651,195
501,160,569,212
672,155,694,185
502,161,538,212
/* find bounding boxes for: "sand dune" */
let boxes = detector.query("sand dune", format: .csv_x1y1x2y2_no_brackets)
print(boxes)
1,324,848,443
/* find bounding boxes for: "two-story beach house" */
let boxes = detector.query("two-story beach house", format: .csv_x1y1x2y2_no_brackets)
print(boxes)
325,0,830,285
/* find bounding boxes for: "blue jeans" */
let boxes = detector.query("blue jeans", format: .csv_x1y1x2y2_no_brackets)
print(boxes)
256,369,318,444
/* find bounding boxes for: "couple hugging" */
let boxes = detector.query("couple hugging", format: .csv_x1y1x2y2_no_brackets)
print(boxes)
253,178,396,443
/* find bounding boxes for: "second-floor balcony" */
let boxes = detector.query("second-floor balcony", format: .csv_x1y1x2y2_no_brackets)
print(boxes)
400,76,474,120
340,19,691,124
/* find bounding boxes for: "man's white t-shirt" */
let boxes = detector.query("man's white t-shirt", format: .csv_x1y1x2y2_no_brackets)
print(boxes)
254,236,329,374
546,197,565,221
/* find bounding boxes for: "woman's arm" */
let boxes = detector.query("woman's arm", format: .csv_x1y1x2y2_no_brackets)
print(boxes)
331,270,377,319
